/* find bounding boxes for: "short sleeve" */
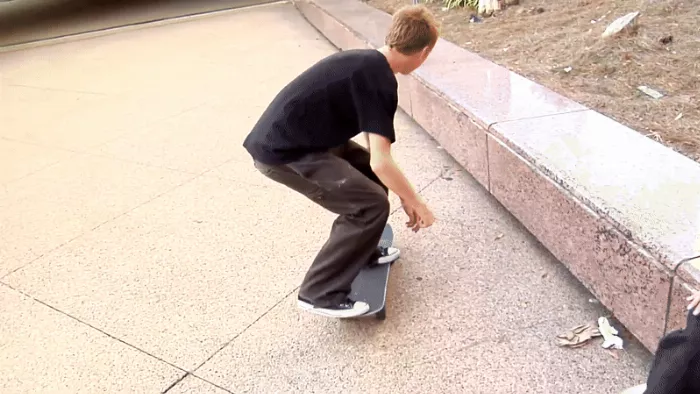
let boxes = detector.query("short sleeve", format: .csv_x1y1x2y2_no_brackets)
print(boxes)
349,71,398,143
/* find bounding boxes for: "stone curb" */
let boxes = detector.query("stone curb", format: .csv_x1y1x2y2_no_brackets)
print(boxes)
294,0,700,353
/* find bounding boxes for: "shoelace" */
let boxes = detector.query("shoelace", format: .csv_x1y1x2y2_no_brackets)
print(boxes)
340,298,355,308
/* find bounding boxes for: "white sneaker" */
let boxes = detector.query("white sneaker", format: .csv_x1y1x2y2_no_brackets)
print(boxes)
620,384,646,394
297,298,370,318
376,246,400,265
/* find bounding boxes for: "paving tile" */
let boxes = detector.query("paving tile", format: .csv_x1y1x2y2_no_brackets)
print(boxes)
167,375,231,394
0,182,8,208
0,256,23,279
0,285,183,394
0,153,192,263
3,174,336,371
0,138,74,184
91,105,253,174
1,91,202,152
5,55,134,96
366,329,648,394
194,293,497,393
0,83,105,141
196,168,651,392
196,285,647,394
204,49,337,113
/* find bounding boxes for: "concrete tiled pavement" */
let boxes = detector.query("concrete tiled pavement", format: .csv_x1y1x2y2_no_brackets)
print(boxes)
1,2,652,393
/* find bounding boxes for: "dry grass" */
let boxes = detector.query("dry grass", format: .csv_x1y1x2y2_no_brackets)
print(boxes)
365,0,700,161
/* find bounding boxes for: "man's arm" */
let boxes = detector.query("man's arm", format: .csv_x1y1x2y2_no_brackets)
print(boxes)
366,132,422,207
349,72,423,206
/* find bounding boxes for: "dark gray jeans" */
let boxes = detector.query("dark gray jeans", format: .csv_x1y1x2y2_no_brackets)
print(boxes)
254,141,390,307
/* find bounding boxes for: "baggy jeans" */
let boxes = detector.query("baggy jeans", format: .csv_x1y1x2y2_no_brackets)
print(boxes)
253,141,390,308
643,310,700,393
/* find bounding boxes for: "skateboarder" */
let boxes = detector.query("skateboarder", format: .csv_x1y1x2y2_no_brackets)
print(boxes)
243,5,439,318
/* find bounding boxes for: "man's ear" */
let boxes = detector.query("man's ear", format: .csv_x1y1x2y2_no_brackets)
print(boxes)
420,45,433,60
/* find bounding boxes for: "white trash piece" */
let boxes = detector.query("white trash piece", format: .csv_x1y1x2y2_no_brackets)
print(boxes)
638,85,664,99
598,317,624,350
602,11,640,38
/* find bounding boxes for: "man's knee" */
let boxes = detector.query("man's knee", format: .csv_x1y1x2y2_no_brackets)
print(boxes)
338,175,389,215
365,186,390,217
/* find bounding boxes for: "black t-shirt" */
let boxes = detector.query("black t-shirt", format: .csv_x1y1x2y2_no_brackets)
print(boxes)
242,49,398,165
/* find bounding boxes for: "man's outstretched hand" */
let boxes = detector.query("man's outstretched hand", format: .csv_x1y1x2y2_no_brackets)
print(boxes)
403,203,419,232
402,198,435,232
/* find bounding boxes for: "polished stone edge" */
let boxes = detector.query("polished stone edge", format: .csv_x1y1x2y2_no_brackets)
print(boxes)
294,0,692,352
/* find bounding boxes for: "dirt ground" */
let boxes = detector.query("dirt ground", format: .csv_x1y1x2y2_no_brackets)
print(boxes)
364,0,700,162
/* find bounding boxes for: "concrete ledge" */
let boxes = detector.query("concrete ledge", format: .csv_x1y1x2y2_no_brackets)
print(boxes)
295,0,700,352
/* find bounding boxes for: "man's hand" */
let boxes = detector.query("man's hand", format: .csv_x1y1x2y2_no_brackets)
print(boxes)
415,202,435,230
401,197,435,232
687,290,700,316
402,200,419,231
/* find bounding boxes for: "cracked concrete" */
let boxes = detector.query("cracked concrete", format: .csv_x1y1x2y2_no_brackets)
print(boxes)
0,2,652,393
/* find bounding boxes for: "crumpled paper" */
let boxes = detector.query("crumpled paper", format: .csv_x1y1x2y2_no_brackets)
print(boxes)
598,317,624,350
556,322,602,348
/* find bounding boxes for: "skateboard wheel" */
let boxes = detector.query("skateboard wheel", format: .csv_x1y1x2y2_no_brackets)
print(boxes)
376,309,386,321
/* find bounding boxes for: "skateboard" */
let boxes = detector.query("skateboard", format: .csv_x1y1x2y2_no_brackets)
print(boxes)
349,223,396,321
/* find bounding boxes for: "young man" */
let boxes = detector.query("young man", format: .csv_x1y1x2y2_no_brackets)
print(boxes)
243,5,440,318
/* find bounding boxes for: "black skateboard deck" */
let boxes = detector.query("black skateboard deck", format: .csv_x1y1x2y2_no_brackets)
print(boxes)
349,223,396,320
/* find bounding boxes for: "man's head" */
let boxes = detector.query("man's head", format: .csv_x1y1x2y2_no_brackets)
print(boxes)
383,5,440,75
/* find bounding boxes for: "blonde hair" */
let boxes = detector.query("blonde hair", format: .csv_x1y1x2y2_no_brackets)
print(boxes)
385,5,440,55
